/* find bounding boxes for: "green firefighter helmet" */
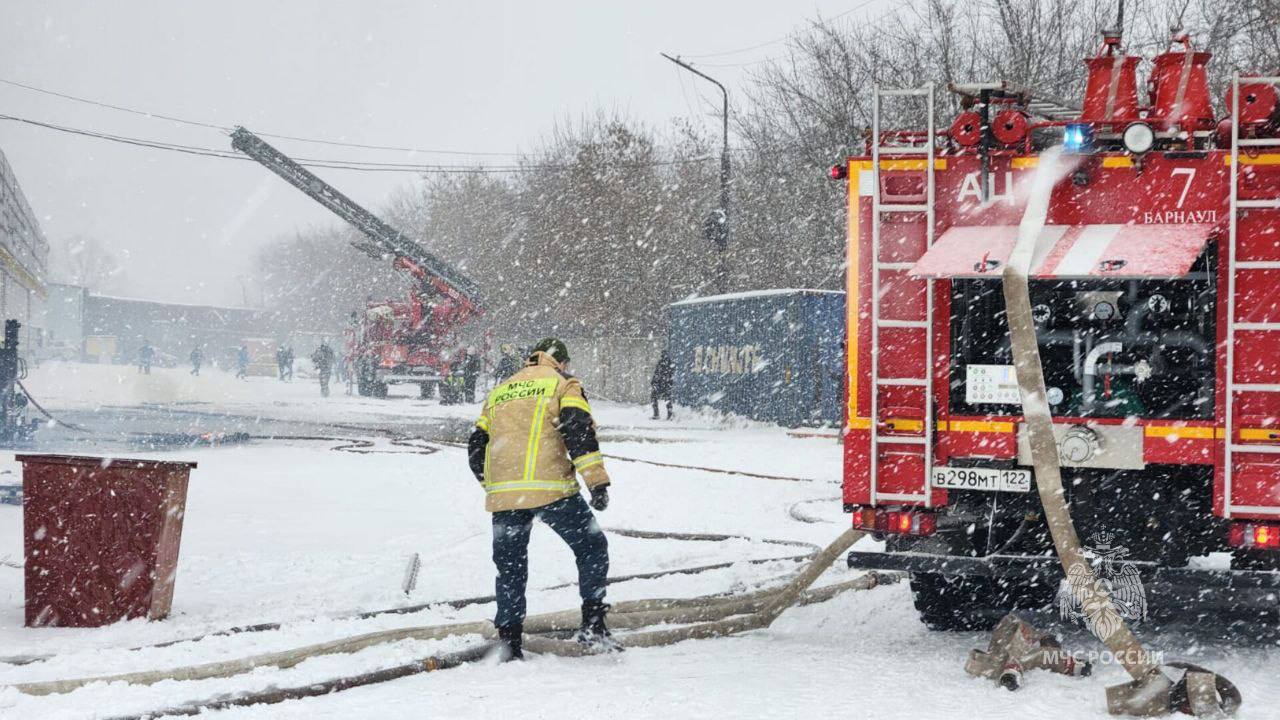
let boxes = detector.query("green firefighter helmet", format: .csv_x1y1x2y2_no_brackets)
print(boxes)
531,337,570,364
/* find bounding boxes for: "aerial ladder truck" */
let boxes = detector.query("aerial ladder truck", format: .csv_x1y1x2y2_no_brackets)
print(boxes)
230,127,482,397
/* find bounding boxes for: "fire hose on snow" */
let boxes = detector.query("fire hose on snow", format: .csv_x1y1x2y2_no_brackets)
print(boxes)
0,417,835,670
982,147,1240,716
0,528,822,667
6,528,877,719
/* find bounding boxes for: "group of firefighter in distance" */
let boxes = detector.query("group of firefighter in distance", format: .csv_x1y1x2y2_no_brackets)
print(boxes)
132,336,677,415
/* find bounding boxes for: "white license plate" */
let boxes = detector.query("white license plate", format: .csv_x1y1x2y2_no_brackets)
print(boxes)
931,466,1031,493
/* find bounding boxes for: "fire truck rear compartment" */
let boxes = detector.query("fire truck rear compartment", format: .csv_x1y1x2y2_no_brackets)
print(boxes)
949,251,1217,421
848,230,1280,631
849,244,1280,631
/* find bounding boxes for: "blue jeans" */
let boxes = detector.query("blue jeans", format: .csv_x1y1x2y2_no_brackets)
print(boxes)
492,494,609,628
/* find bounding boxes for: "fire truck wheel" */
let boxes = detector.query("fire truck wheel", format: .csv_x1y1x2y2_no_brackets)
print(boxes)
909,573,1003,631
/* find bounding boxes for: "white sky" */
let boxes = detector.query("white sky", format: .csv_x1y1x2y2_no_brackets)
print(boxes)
0,0,887,306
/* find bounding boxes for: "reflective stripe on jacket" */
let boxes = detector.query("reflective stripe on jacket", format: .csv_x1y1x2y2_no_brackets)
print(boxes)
473,352,609,512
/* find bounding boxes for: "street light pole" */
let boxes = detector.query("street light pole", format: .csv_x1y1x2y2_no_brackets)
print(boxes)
661,52,730,294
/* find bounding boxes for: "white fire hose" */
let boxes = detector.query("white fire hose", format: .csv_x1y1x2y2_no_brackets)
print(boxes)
996,148,1239,716
4,528,872,703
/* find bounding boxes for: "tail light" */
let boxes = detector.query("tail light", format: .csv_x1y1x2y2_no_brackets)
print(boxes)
851,506,936,536
829,163,849,180
1228,521,1280,550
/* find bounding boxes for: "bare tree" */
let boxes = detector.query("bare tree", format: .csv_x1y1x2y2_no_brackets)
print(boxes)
255,225,400,330
49,234,127,292
252,0,1280,342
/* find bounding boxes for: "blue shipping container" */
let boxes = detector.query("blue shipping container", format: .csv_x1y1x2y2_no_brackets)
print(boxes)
667,289,845,428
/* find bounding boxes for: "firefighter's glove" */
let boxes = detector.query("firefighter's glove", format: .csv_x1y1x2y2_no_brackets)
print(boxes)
589,485,610,512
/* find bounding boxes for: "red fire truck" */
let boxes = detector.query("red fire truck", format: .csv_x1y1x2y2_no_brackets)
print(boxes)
839,30,1280,631
343,256,479,398
231,128,482,398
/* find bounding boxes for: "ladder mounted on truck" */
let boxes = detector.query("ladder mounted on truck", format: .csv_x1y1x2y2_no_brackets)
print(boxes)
1225,72,1280,519
948,81,1081,122
868,83,938,507
229,127,481,310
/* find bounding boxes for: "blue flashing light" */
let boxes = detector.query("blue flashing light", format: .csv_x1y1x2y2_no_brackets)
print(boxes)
1063,124,1092,153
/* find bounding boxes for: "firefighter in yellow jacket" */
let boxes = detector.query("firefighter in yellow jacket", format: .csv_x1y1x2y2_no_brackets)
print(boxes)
468,338,617,660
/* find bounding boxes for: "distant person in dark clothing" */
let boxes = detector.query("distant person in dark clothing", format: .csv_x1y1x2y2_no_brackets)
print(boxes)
190,347,204,376
334,353,346,383
440,349,466,405
275,346,287,381
651,349,674,420
237,346,250,380
462,348,481,403
284,346,295,381
138,341,155,375
494,344,520,383
335,353,353,395
311,342,336,397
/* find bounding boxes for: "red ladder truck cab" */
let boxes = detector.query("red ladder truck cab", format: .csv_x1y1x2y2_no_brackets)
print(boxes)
840,31,1280,632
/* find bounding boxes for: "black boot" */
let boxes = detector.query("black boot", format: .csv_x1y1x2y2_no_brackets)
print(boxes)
496,624,524,661
575,601,623,653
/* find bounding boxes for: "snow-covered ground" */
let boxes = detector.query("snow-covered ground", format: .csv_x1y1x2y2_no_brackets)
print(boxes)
0,363,1274,719
21,360,482,426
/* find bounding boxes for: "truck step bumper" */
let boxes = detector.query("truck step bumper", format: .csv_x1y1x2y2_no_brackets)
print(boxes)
849,550,1280,617
381,374,443,383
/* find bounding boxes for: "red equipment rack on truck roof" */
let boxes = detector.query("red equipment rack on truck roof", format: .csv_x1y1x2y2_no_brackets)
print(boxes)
837,30,1280,632
230,127,482,397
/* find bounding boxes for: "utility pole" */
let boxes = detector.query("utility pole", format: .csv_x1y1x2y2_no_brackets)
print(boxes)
661,52,730,294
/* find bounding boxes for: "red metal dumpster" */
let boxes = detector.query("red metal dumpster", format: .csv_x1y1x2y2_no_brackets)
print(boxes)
17,454,196,627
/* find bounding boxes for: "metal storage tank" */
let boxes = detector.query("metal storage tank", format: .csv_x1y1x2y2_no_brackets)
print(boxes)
667,289,845,427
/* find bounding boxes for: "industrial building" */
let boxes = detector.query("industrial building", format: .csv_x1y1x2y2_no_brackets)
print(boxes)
42,285,338,371
0,147,48,355
79,291,283,367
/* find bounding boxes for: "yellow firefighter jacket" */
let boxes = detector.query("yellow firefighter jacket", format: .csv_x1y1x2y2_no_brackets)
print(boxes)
473,352,610,512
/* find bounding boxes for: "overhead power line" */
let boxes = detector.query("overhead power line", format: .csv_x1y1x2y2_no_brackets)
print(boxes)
0,76,228,130
0,74,821,168
0,76,532,158
0,112,723,174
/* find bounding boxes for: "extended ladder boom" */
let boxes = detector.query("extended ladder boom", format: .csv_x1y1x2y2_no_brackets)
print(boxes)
230,126,481,306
